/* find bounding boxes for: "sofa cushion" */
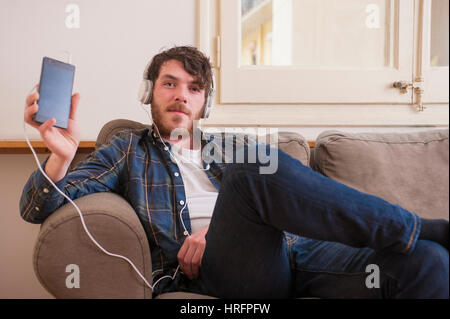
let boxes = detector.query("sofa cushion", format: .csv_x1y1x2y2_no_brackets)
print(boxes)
314,129,449,220
271,131,310,166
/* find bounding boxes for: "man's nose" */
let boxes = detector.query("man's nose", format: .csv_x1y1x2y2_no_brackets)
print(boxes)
175,85,188,104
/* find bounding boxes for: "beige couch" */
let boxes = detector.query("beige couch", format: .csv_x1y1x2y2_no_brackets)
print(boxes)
31,120,449,298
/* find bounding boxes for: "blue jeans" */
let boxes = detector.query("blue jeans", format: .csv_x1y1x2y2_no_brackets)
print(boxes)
191,148,449,298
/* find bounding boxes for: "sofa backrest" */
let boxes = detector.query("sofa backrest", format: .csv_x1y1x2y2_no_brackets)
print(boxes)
96,119,311,166
267,131,310,166
313,129,449,220
96,120,449,219
96,119,151,149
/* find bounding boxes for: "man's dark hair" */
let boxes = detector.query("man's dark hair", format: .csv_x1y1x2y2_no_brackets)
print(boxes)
147,46,213,97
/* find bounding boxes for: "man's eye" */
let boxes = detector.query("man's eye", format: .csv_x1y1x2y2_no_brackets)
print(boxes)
191,87,200,92
164,82,174,87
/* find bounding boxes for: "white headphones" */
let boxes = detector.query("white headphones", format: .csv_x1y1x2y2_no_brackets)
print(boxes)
138,59,215,118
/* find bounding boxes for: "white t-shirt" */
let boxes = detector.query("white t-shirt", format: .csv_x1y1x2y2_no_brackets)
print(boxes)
170,142,219,234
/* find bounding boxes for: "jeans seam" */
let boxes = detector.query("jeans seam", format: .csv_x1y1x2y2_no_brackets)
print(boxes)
294,267,367,276
402,212,419,254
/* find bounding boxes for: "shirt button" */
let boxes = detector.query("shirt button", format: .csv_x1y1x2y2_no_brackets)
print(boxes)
43,188,49,193
183,231,189,236
35,207,40,211
164,146,169,151
174,172,179,177
179,200,185,205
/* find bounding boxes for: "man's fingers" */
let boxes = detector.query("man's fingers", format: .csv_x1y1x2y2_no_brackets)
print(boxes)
38,118,56,136
69,93,80,120
177,244,188,272
177,241,188,262
183,255,194,279
24,103,40,128
178,241,196,279
24,103,38,119
191,247,204,278
183,245,203,279
26,92,39,107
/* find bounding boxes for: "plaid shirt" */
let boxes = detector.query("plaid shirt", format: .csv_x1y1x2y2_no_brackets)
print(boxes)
19,126,243,295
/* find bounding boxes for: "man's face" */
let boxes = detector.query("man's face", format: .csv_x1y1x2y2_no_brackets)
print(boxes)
150,59,206,137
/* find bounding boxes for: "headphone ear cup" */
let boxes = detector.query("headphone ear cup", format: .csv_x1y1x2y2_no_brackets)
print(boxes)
202,74,216,118
202,94,213,118
138,79,153,105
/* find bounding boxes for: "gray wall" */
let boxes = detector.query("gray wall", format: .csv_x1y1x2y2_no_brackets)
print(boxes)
1,154,53,298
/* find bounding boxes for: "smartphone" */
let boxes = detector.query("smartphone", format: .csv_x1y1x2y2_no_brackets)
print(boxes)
34,57,75,129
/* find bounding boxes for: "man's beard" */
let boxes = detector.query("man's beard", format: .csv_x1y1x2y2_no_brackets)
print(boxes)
150,101,198,138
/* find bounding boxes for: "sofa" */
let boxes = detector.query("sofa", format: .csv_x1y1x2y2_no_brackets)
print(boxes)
31,119,449,298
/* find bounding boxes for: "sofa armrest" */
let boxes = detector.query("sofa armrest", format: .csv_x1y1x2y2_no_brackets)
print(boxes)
33,192,153,299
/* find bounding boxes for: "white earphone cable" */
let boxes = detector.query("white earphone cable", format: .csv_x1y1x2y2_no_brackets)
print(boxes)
141,102,213,237
24,86,181,292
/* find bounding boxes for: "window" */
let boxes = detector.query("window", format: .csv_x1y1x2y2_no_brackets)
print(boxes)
424,0,449,102
198,0,449,128
222,0,417,103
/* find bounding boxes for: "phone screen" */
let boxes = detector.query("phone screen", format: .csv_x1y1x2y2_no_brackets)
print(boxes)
34,57,75,129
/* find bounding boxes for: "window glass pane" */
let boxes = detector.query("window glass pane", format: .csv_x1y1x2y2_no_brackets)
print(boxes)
430,0,449,66
241,0,393,68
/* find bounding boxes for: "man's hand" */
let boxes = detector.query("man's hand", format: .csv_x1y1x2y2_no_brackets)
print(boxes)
24,84,81,182
177,225,209,280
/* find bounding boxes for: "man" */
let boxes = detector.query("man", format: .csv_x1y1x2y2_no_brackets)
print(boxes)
22,46,449,298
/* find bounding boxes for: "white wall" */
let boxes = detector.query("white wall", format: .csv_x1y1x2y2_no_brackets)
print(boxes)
0,0,196,141
0,0,197,299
